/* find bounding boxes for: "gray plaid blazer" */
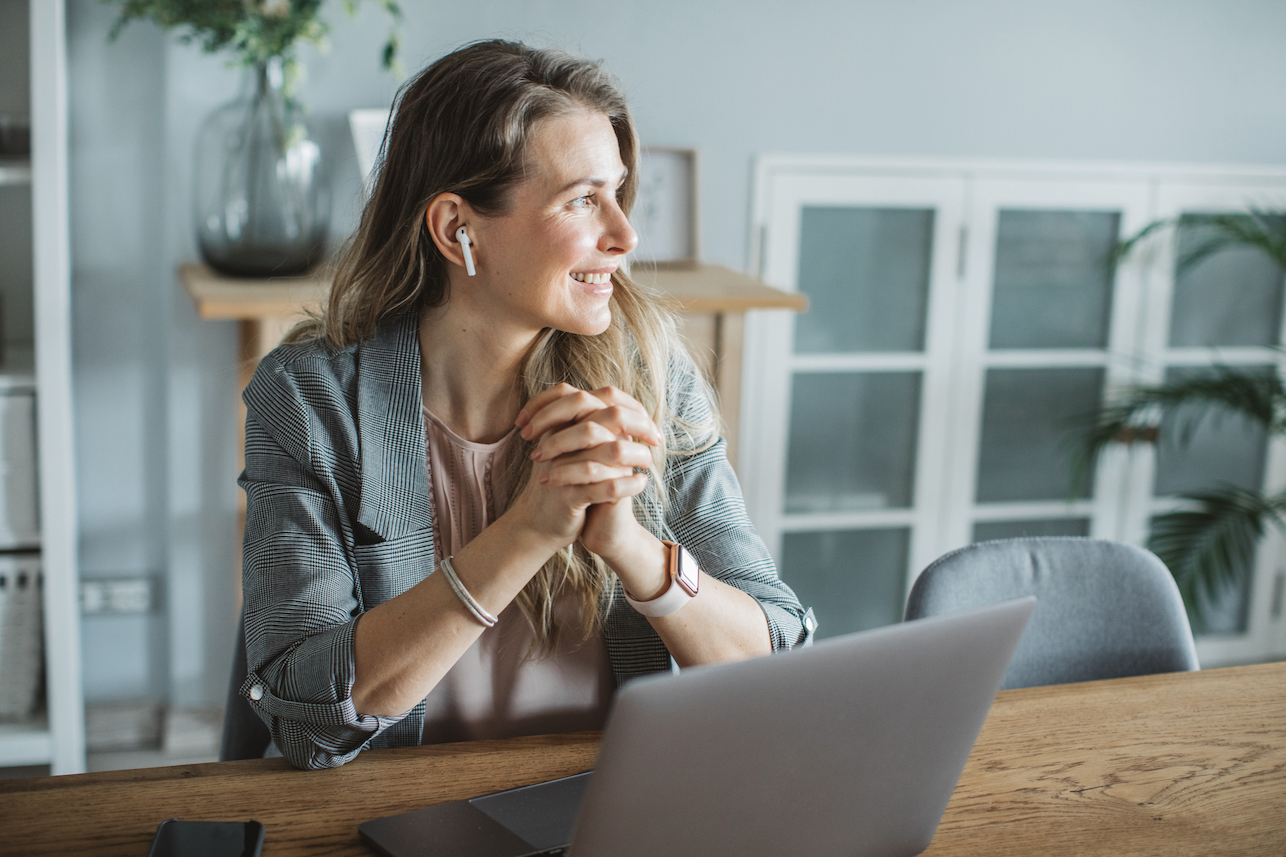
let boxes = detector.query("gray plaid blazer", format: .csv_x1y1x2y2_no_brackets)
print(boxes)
239,313,814,770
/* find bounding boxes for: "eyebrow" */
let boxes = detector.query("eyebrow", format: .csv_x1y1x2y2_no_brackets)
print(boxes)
554,169,629,197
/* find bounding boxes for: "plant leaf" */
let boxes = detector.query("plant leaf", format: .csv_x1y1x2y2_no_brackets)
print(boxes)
1172,210,1286,274
1076,366,1282,477
104,0,401,79
1149,486,1286,623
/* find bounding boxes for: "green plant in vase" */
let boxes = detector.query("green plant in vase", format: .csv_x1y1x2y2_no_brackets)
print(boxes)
107,0,402,276
1080,210,1286,628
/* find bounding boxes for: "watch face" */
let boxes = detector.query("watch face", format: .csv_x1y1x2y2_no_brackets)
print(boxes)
676,545,700,596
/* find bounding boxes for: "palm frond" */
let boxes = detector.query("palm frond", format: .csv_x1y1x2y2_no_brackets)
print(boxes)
1088,206,1286,627
1077,367,1283,475
1113,210,1286,272
1111,218,1173,267
1173,210,1286,273
1149,487,1286,617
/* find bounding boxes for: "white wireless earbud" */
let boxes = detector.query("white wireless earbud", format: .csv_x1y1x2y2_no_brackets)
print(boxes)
456,226,476,277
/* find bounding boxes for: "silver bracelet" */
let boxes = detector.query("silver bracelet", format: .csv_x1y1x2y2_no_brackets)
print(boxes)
439,556,498,628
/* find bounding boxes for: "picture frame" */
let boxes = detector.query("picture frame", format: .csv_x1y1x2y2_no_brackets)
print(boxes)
346,119,701,269
348,108,392,193
632,148,699,268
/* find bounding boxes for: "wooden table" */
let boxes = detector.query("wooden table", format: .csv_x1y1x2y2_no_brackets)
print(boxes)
4,662,1283,856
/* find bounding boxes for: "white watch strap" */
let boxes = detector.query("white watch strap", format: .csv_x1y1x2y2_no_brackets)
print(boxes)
624,575,693,617
624,543,698,617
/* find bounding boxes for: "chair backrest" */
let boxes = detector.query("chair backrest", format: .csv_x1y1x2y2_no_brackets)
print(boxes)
904,537,1199,690
220,612,273,761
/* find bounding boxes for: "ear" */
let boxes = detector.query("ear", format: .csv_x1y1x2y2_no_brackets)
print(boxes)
425,193,476,273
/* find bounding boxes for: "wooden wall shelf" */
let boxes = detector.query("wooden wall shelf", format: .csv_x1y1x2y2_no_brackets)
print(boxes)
180,261,806,319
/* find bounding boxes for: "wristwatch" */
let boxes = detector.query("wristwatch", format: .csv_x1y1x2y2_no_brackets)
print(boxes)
624,540,700,617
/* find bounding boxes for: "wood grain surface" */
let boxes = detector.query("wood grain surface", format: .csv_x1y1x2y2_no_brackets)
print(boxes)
926,661,1286,856
631,262,809,313
3,664,1283,856
180,262,330,320
0,733,599,856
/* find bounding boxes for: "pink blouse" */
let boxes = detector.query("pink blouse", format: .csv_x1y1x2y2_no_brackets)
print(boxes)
420,407,616,744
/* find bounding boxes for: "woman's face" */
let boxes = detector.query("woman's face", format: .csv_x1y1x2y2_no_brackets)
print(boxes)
468,109,638,338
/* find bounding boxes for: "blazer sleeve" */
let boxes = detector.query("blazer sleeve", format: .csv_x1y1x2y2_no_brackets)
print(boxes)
238,352,405,770
661,353,817,650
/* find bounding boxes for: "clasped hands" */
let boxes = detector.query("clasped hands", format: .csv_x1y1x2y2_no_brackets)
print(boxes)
510,383,662,575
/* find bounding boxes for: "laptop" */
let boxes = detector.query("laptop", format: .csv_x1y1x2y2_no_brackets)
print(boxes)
359,597,1035,857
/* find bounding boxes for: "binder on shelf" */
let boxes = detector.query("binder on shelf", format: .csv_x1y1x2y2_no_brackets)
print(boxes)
0,556,43,719
0,391,38,549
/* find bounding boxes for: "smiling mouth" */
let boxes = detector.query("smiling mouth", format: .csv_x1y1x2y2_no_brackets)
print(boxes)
570,272,613,285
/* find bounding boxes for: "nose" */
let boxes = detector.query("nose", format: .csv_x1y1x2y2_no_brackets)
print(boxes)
600,199,638,257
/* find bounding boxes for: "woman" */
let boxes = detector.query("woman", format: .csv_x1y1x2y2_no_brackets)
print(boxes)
239,40,813,771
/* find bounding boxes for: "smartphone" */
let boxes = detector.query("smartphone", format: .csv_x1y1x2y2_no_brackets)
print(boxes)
147,819,265,857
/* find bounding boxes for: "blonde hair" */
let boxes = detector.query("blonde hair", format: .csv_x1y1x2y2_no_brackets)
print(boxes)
290,40,715,653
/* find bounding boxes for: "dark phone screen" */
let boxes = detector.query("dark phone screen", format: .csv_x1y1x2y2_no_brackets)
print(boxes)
149,819,265,857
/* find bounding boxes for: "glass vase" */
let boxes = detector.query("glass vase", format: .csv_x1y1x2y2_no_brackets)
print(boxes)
194,59,329,277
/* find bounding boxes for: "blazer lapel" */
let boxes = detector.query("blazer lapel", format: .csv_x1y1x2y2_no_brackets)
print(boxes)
354,313,433,540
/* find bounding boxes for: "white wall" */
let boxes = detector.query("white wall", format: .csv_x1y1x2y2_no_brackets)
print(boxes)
66,0,1286,706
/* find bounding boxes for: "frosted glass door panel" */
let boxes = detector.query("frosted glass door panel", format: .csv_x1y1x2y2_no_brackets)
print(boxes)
976,368,1104,502
1153,366,1270,497
1169,221,1285,348
793,206,933,353
973,518,1090,542
786,372,921,512
781,527,909,637
989,210,1119,349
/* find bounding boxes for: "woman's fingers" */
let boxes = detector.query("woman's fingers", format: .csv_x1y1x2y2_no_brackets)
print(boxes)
583,387,661,445
586,385,649,418
510,468,645,552
519,387,607,441
538,437,655,483
533,413,660,462
583,405,662,447
555,472,649,503
540,460,636,487
515,383,579,430
532,419,616,461
527,399,661,452
518,385,661,447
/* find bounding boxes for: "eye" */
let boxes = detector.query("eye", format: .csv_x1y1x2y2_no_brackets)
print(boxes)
570,193,596,209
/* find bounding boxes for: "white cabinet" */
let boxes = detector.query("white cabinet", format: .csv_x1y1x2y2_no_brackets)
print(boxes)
0,0,84,774
746,156,1286,668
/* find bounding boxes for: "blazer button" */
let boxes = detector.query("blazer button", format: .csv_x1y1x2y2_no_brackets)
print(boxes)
248,684,265,701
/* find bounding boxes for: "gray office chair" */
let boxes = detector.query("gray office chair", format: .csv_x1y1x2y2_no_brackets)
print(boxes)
220,612,273,761
904,537,1199,690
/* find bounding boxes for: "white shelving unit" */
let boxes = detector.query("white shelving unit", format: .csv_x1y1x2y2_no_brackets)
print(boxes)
0,0,84,774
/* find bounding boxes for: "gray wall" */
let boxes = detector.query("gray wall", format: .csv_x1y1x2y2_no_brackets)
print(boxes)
67,0,1286,707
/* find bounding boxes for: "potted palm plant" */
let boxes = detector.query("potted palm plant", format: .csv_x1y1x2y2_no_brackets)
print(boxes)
1081,210,1286,627
108,0,402,276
